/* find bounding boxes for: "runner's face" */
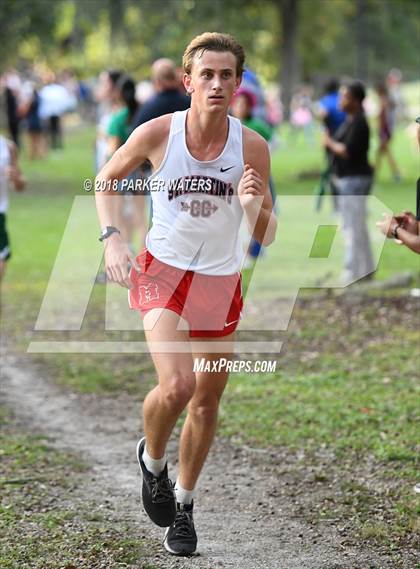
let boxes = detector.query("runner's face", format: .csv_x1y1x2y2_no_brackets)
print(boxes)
185,50,241,113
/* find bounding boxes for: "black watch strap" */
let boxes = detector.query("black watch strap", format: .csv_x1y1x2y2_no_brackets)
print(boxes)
392,224,401,239
99,226,121,242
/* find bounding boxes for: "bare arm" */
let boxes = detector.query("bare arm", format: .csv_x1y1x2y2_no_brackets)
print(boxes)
6,141,26,192
240,128,277,246
322,132,348,158
95,115,170,287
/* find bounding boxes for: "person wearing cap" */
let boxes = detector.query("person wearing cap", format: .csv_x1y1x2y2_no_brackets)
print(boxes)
231,87,273,141
377,117,420,254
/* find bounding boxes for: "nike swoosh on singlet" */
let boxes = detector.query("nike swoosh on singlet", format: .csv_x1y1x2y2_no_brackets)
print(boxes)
220,166,235,172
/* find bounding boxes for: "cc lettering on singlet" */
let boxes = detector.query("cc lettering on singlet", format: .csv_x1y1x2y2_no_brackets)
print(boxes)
139,283,160,304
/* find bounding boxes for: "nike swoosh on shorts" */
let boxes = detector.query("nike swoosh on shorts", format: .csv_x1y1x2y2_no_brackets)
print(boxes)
224,319,239,328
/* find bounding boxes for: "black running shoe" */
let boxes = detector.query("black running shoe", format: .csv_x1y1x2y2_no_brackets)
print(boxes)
136,437,176,527
164,501,197,556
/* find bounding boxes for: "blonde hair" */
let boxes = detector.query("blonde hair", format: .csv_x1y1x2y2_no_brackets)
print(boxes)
183,32,245,77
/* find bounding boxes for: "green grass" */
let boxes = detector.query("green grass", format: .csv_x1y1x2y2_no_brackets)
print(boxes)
220,297,419,466
221,346,418,464
0,406,158,569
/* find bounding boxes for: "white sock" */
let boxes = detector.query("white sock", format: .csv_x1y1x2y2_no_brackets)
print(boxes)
142,445,167,477
175,478,194,505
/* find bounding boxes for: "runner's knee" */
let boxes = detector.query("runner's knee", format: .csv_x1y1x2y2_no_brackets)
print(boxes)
188,395,220,423
160,373,196,410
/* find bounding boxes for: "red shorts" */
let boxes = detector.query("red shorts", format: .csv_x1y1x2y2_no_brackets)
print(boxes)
129,249,243,337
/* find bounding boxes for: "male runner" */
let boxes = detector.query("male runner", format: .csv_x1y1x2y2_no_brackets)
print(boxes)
95,32,277,556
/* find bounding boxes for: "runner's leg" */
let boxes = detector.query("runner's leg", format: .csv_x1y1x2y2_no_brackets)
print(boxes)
143,308,196,459
177,334,235,491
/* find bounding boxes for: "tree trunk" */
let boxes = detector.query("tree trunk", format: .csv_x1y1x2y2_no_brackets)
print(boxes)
355,0,368,81
277,0,300,122
109,0,125,44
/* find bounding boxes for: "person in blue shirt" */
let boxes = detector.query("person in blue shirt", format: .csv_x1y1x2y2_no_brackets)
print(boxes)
318,78,347,211
318,78,346,135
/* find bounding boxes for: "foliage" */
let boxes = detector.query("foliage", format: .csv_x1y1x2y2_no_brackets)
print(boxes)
1,0,419,85
0,0,62,66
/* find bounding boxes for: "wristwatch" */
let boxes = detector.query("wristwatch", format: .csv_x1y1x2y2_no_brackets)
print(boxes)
391,224,401,239
99,226,121,241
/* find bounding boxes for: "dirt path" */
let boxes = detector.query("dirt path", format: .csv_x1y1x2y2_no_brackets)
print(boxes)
2,351,403,569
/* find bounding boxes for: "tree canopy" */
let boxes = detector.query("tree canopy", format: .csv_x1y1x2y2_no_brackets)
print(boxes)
0,0,418,86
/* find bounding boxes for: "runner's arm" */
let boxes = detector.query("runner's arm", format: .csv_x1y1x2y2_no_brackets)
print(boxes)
95,116,169,287
240,129,277,246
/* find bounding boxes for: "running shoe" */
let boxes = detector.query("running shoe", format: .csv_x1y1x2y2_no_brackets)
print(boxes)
164,501,197,556
136,437,176,527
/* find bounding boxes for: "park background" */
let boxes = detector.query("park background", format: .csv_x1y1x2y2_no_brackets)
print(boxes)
1,1,419,568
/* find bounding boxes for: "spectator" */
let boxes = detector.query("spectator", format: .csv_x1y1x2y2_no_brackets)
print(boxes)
231,88,273,140
375,82,401,182
290,87,314,144
4,71,22,147
318,78,346,136
386,68,407,123
95,69,123,172
241,68,269,124
107,75,147,251
21,80,46,160
323,80,375,282
131,58,190,129
39,72,74,150
317,78,347,211
107,75,138,156
0,135,26,295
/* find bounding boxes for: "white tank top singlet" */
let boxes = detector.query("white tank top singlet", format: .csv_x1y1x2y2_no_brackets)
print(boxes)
146,110,245,275
0,136,11,214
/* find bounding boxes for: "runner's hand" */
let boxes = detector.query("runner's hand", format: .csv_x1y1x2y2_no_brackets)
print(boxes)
103,234,140,288
238,164,264,210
